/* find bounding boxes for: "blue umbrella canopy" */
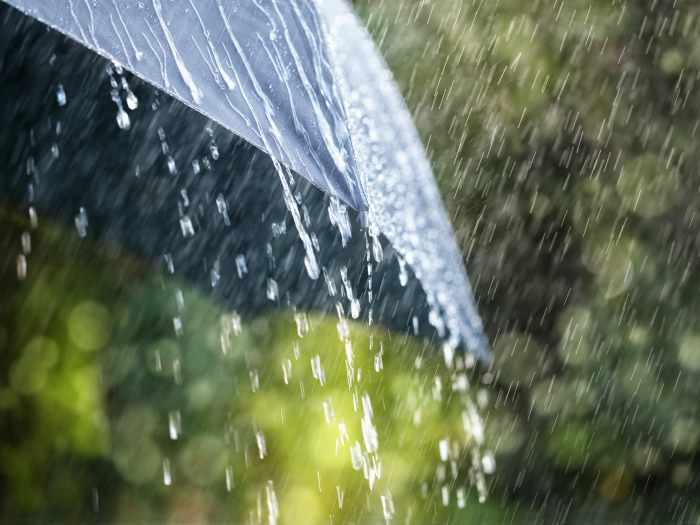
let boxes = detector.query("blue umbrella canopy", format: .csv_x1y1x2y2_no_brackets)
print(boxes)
2,0,365,210
0,0,489,359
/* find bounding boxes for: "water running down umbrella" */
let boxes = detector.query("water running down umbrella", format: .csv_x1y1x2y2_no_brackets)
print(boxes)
0,0,489,357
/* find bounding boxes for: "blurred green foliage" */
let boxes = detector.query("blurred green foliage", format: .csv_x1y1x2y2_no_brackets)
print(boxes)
352,0,700,518
0,210,531,524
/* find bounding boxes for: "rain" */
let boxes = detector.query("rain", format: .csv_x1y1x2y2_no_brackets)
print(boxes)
1,0,700,524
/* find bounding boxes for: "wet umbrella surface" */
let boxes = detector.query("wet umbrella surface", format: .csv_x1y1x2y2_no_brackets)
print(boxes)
0,0,488,358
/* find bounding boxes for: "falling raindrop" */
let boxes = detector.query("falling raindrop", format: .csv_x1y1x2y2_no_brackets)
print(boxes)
179,215,194,237
323,398,335,422
372,235,383,263
56,84,66,106
328,197,351,246
226,467,234,491
235,254,248,278
163,458,171,486
266,279,279,301
255,430,266,459
398,256,408,286
116,108,130,130
168,411,181,440
125,89,138,110
215,193,230,226
16,254,26,281
74,207,88,237
173,317,183,337
28,207,37,229
294,311,308,337
350,442,362,470
20,232,31,254
311,355,326,386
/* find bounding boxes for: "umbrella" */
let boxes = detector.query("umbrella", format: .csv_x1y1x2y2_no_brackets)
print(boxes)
0,0,489,359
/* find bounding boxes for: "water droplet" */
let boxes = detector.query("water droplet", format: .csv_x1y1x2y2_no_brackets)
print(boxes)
192,159,200,174
172,359,182,384
163,458,171,485
398,256,408,286
267,279,279,301
350,299,360,319
350,442,363,470
381,491,395,523
271,221,286,238
226,466,234,491
16,255,27,281
179,215,194,237
282,359,292,384
210,143,219,160
311,355,326,386
294,311,309,337
255,430,266,458
304,254,320,280
322,268,337,296
372,236,383,262
453,487,465,508
216,193,230,226
175,290,184,311
126,90,138,110
443,342,455,369
51,143,59,158
235,254,248,278
482,450,496,474
338,421,349,446
210,259,220,287
28,207,38,229
74,207,88,237
167,156,177,174
56,84,66,106
164,253,174,274
173,317,183,337
168,411,181,440
250,369,259,392
374,347,383,372
116,108,130,130
323,398,335,422
439,439,449,461
328,197,351,246
21,232,31,254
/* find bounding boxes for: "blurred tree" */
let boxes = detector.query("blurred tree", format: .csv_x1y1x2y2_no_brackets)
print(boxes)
352,0,700,518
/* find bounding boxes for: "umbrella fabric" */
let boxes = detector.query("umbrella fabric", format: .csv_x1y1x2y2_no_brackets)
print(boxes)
0,4,450,351
1,0,366,211
318,0,489,359
0,0,490,358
